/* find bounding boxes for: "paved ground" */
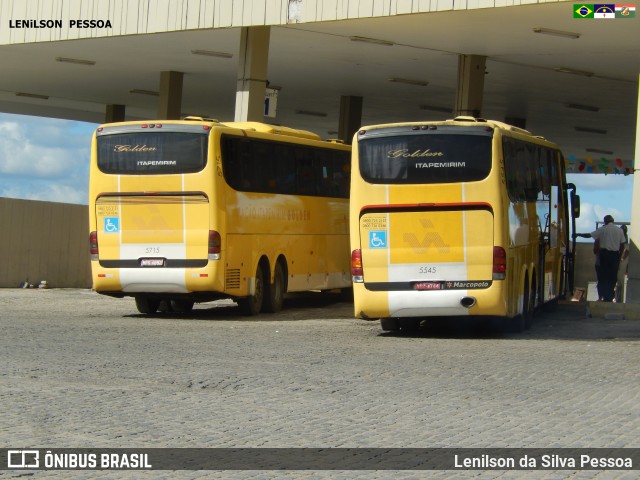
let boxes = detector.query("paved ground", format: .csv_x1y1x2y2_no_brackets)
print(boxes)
1,289,639,479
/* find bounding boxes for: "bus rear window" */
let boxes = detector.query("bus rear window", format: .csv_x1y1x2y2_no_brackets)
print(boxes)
97,132,208,174
358,132,492,184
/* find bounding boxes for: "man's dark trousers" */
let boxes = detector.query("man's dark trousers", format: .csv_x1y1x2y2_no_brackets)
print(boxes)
599,250,620,302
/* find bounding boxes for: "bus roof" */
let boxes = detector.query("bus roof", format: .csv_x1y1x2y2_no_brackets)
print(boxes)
358,116,557,146
223,121,321,140
97,117,324,142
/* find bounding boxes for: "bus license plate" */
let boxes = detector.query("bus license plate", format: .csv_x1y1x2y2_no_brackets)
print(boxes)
140,258,165,267
414,281,441,291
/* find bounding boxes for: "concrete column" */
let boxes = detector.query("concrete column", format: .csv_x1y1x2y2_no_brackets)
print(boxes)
158,71,184,120
455,55,486,118
338,95,363,145
235,26,270,122
625,75,640,303
105,104,125,123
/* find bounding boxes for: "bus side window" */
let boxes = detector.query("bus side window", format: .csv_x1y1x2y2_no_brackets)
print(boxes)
538,148,551,199
275,144,295,194
296,148,316,196
255,142,278,192
222,137,251,191
523,143,538,201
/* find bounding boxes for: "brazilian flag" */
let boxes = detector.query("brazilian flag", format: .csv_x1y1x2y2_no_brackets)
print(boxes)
574,4,594,17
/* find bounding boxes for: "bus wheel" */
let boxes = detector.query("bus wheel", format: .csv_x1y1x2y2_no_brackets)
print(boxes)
524,282,536,330
503,314,525,333
264,262,285,313
239,265,265,315
504,287,528,333
339,287,354,302
135,296,160,314
400,319,422,333
380,318,400,332
171,300,195,313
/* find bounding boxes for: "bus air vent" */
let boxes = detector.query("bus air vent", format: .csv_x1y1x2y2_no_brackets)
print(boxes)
183,116,219,123
451,116,488,123
226,269,241,290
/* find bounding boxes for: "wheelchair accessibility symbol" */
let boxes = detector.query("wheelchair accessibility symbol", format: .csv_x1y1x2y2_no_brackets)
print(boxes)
104,217,120,233
369,230,387,249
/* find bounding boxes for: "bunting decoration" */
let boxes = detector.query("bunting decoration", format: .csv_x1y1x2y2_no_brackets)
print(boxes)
565,155,635,175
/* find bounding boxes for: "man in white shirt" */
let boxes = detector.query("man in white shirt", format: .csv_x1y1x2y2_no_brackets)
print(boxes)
577,215,626,302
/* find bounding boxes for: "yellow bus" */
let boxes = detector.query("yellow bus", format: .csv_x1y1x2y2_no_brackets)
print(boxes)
89,117,351,315
349,116,578,332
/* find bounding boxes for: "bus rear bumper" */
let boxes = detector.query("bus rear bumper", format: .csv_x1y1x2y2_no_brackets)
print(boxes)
354,283,507,319
91,263,224,295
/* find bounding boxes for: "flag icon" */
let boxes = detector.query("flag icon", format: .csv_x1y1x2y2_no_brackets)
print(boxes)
594,3,616,17
615,3,636,17
574,4,594,17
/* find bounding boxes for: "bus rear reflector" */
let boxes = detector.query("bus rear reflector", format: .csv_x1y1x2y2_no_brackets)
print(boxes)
89,231,99,260
208,230,221,260
493,246,506,280
351,249,364,282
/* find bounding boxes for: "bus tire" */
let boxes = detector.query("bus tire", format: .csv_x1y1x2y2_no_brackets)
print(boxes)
264,261,285,313
238,265,265,316
503,280,531,333
339,287,354,302
504,285,528,333
525,281,536,330
503,315,525,333
400,318,421,333
380,318,400,332
135,296,160,314
171,299,194,313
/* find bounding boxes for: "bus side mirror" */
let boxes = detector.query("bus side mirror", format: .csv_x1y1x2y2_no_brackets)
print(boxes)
571,192,580,218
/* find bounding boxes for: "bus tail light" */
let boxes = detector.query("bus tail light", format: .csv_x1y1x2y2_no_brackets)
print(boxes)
351,249,364,283
208,230,221,260
89,231,99,260
493,246,506,280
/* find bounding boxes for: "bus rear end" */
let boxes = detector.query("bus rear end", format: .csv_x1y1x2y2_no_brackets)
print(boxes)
89,121,221,313
350,122,509,327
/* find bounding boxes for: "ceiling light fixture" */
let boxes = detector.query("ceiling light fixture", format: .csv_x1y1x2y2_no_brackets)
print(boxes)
555,67,594,77
295,109,327,117
190,49,233,59
566,103,600,112
575,126,607,134
533,27,581,39
55,56,96,66
15,92,49,100
129,89,160,96
419,104,451,113
389,77,429,87
586,148,613,154
349,36,394,46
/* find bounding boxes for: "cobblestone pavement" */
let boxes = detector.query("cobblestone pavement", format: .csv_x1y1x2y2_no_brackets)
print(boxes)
1,289,639,480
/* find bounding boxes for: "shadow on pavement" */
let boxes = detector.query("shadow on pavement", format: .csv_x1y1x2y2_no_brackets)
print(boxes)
123,294,640,341
124,291,353,322
378,303,640,341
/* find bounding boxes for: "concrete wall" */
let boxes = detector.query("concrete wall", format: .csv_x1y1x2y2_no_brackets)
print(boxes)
1,0,568,45
573,241,597,291
0,197,91,288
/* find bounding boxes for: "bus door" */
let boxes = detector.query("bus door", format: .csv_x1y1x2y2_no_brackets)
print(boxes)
536,149,562,302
